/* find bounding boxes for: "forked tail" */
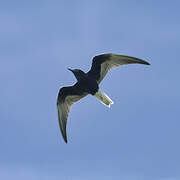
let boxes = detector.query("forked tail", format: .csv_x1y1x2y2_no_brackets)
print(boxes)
94,89,114,108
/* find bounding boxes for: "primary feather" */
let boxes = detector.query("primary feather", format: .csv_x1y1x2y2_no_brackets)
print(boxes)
57,85,87,143
88,54,150,84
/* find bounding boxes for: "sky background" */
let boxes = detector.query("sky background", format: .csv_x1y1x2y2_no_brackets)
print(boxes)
0,0,180,179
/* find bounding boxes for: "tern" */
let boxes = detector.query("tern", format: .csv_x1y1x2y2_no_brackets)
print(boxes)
57,53,150,143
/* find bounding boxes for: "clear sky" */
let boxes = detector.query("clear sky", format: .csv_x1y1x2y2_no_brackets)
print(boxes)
1,0,180,179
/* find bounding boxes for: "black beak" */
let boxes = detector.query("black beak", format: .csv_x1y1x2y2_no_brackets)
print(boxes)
68,68,73,72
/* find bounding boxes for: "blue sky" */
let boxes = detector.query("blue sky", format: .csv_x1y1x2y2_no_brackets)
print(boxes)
1,0,180,179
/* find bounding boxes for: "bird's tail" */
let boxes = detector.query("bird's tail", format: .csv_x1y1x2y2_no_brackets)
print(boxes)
94,89,114,108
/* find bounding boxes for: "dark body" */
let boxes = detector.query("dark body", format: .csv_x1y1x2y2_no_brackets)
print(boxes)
57,53,151,143
68,69,99,95
57,70,99,103
77,75,99,95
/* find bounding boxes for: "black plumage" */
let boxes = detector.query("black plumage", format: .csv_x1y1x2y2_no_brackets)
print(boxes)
57,53,150,143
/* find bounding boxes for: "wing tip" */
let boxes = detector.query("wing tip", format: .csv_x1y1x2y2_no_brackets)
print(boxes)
136,58,150,66
62,134,68,143
62,130,68,143
138,59,151,66
144,61,151,65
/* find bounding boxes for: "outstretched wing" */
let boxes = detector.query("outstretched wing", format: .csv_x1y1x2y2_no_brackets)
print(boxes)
88,53,150,84
57,84,87,143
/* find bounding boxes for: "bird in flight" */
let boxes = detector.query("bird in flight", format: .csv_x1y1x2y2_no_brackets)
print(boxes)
57,53,150,143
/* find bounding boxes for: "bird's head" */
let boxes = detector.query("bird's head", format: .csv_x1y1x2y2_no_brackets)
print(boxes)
68,68,86,81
